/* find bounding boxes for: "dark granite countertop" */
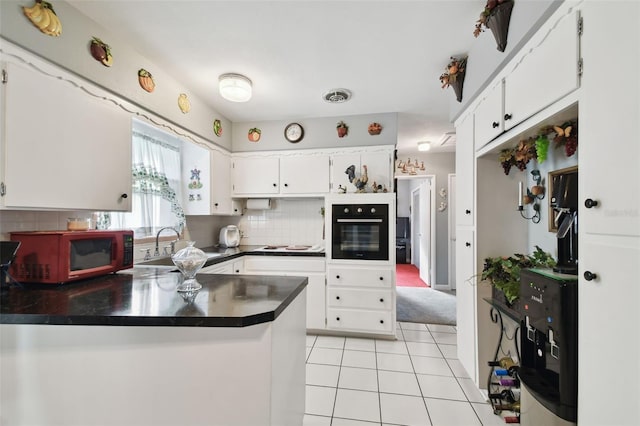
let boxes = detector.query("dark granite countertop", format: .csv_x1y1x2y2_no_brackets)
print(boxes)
0,266,308,327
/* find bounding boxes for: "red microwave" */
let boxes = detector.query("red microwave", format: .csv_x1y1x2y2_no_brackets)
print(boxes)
9,230,134,284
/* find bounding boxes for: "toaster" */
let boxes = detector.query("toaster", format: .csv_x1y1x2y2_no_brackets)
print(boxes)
219,225,240,248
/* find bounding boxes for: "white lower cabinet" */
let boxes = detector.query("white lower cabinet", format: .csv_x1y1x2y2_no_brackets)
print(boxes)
326,264,395,337
242,256,326,331
199,258,244,275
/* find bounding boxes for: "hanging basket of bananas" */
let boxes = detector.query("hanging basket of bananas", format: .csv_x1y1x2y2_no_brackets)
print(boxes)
23,0,62,37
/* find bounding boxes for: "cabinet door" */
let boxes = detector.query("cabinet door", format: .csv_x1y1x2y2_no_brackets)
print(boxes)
503,9,580,131
360,151,392,192
330,153,361,193
455,229,478,384
579,3,639,237
181,141,211,215
579,237,639,425
473,79,503,148
306,274,326,330
231,157,279,195
279,155,329,195
454,113,475,227
210,150,233,215
2,62,131,211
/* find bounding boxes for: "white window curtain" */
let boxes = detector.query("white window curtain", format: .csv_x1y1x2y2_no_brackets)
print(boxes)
108,129,185,238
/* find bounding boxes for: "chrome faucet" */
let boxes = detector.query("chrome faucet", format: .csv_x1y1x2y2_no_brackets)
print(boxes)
155,227,180,257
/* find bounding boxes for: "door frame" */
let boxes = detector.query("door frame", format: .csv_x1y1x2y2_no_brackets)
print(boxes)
404,175,436,288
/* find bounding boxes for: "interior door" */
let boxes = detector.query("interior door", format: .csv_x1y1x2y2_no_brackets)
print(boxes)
418,180,431,286
411,188,420,268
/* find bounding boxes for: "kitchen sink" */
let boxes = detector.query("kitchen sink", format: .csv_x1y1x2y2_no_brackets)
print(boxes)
136,252,223,268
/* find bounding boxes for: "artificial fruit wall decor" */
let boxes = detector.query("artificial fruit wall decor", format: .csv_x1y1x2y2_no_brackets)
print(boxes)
336,121,348,138
23,0,62,37
439,56,467,102
90,37,113,66
474,0,515,52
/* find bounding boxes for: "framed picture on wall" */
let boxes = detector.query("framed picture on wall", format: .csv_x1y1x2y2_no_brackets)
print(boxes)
548,165,578,232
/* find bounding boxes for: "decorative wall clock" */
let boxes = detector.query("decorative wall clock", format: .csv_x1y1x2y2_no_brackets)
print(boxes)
284,123,304,143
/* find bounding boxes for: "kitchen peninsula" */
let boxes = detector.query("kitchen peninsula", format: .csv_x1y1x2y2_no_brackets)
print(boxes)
0,266,308,426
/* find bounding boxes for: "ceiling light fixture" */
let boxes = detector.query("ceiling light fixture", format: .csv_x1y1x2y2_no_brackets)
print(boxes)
219,73,252,102
418,141,431,152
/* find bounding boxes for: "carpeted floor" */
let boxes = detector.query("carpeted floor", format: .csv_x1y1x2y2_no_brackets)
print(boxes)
396,286,457,326
396,264,429,288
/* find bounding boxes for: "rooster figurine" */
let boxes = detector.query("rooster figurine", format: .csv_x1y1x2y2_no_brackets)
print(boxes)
345,164,369,193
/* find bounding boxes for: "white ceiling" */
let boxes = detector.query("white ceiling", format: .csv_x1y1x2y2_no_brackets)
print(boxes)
67,0,481,155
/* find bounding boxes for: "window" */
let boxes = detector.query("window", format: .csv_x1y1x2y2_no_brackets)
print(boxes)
104,120,185,239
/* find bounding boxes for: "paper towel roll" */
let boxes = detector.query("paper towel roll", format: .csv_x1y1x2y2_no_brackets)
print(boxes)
246,198,272,210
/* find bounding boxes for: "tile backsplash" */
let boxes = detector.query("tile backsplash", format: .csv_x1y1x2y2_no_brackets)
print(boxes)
238,198,325,246
0,210,93,240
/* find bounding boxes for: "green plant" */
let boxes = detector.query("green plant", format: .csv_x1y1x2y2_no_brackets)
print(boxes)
481,246,556,304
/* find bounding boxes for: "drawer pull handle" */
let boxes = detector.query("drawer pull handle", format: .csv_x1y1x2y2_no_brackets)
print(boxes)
336,275,340,279
465,209,471,215
465,242,471,247
284,183,289,187
504,113,512,120
336,296,340,300
492,121,499,128
336,317,340,321
214,202,219,207
379,298,384,303
121,193,128,199
273,183,277,187
379,276,384,281
379,320,384,324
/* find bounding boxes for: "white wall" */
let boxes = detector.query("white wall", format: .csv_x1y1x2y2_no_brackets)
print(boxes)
232,113,397,152
525,145,578,257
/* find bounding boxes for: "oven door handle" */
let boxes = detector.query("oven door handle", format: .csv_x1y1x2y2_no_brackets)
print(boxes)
336,218,383,223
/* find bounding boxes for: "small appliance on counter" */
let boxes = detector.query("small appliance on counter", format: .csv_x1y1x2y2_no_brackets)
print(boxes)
550,169,578,274
219,225,240,248
9,230,134,284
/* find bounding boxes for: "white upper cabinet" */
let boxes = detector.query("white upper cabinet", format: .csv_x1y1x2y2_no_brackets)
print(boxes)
232,157,280,195
454,112,474,227
181,141,211,215
210,149,241,215
503,8,581,131
1,58,131,211
473,79,504,149
279,155,329,195
231,151,332,197
330,150,393,194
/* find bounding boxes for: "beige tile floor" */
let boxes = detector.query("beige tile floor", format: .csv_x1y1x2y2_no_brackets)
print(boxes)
303,322,506,426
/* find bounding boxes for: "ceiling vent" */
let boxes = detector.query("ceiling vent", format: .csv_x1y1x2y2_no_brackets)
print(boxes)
323,89,352,103
437,132,456,147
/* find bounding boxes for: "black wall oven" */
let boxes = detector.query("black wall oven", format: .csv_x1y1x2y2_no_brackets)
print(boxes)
331,203,389,260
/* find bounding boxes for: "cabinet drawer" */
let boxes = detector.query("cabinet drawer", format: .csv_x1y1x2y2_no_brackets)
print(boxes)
327,288,393,310
327,308,393,334
244,256,325,273
327,266,393,287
